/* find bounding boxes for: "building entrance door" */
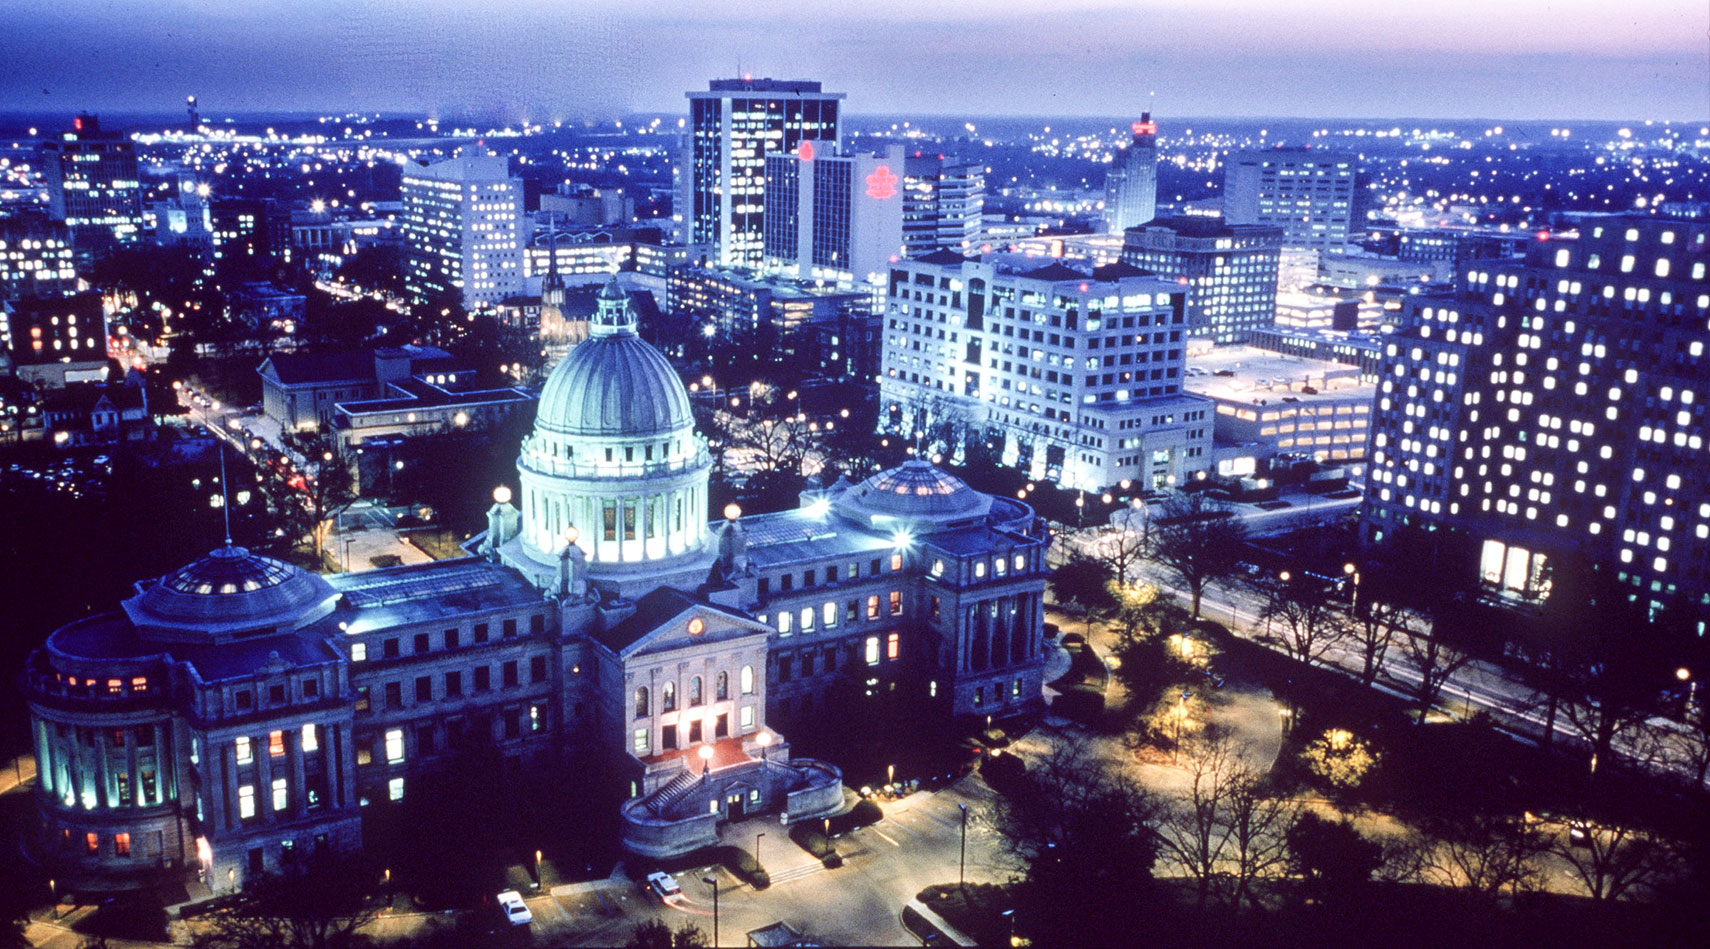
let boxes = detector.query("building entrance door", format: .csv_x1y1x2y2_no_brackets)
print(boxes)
726,792,745,820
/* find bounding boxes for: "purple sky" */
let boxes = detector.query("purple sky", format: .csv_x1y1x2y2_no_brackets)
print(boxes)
2,1,1705,120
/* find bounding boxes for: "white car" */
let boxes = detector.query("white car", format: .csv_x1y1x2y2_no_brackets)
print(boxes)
645,871,681,901
496,890,533,927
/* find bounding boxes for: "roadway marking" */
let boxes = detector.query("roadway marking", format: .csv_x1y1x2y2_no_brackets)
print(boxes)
871,827,901,848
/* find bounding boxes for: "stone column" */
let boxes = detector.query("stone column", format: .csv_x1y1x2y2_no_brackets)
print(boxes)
125,727,139,807
94,729,111,809
256,735,275,823
32,720,51,798
336,723,358,810
290,729,308,819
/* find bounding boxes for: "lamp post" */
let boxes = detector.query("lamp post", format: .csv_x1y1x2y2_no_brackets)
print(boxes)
958,803,968,889
1344,562,1361,616
755,831,765,867
702,875,719,947
822,817,832,857
1679,667,1697,713
534,849,543,889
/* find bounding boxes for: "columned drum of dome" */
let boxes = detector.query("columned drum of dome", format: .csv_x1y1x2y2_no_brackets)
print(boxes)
832,458,994,532
517,277,713,573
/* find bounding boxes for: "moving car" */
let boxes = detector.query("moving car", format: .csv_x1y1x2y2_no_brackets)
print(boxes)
496,890,532,927
645,871,681,901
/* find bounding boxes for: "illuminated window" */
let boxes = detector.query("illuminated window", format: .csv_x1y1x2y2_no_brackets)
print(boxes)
238,785,256,820
632,728,649,754
778,611,792,634
975,561,987,578
890,554,903,571
739,706,754,730
114,833,130,857
130,676,148,693
384,729,404,765
235,737,252,764
741,665,754,695
301,725,318,754
388,777,404,802
800,607,814,631
823,602,838,628
272,777,288,812
866,595,880,619
1014,554,1026,571
865,636,880,666
268,730,285,757
887,632,900,660
889,591,903,616
86,832,100,854
662,681,677,712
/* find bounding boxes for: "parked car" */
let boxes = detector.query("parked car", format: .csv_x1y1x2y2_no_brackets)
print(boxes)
496,890,532,927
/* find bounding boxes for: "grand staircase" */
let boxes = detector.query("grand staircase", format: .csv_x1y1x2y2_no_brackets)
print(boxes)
643,769,701,817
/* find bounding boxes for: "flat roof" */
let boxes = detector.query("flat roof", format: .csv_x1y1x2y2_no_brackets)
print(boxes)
1183,346,1372,402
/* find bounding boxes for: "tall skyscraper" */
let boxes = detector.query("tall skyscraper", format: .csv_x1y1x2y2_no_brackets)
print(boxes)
902,155,984,257
762,143,904,286
1122,216,1282,343
680,78,843,270
400,152,525,310
1223,148,1358,252
39,114,144,252
1103,113,1159,233
1363,216,1709,632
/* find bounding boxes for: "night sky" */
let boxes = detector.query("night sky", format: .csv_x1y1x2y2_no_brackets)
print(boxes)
2,0,1704,120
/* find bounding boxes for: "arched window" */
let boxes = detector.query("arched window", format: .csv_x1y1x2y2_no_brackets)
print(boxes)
689,676,703,707
740,665,754,696
716,671,729,701
634,687,649,719
662,681,677,713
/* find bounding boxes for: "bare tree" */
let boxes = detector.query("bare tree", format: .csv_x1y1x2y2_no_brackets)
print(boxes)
1398,629,1475,725
1149,492,1249,620
1154,734,1290,912
1419,814,1547,902
188,852,377,949
1259,577,1352,669
1550,817,1675,902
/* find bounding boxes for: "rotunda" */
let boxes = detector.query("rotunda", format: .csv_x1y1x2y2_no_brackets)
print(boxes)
514,276,712,574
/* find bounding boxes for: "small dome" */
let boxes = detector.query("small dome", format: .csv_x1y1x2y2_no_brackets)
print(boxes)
126,546,337,642
834,459,993,529
534,334,695,439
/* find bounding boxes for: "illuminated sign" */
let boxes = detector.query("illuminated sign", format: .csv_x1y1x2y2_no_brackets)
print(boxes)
865,165,898,200
1133,121,1157,135
798,140,815,161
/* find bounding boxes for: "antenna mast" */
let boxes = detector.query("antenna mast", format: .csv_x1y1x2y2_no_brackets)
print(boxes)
218,440,233,546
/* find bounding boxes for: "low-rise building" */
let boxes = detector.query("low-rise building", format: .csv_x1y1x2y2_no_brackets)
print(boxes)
1182,345,1373,466
258,346,461,433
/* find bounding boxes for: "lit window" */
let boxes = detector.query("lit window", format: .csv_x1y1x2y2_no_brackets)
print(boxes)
633,728,649,755
86,832,100,854
114,833,131,857
235,737,252,764
975,562,987,578
823,602,838,628
351,642,366,662
388,777,404,802
301,724,318,754
272,777,288,812
740,706,755,730
269,730,285,757
384,729,405,764
866,595,880,619
741,665,755,695
890,553,903,571
865,636,880,666
890,591,903,616
238,785,256,820
800,607,814,632
887,632,900,660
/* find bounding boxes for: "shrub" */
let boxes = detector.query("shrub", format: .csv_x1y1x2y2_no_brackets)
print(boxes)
722,847,770,890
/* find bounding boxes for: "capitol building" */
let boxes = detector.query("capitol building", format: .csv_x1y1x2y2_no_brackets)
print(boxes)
21,278,1051,892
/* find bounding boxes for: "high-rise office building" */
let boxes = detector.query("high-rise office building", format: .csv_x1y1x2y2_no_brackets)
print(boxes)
880,253,1213,491
762,143,904,286
1104,113,1159,233
903,155,984,257
680,79,843,270
39,114,144,252
400,152,525,310
0,217,78,298
1223,148,1358,252
1121,216,1282,343
1363,216,1709,631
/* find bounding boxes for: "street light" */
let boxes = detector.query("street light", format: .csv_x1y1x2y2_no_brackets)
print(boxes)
1679,667,1698,711
958,803,968,889
702,875,720,947
1344,562,1361,615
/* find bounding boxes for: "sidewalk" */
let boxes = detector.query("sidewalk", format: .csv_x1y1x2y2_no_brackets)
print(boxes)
0,754,35,796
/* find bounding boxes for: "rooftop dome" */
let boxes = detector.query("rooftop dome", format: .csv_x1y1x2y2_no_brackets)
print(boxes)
532,277,695,440
124,546,338,643
834,459,994,530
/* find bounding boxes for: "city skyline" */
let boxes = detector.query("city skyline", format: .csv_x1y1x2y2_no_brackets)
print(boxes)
2,1,1705,122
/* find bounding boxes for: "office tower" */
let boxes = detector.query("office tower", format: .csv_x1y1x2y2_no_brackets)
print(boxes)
762,143,904,286
903,155,984,257
1223,147,1358,252
1104,113,1159,232
0,291,108,387
39,114,144,252
681,78,844,269
880,253,1213,491
400,152,525,310
1363,216,1709,631
1121,216,1282,343
0,217,78,298
210,198,290,275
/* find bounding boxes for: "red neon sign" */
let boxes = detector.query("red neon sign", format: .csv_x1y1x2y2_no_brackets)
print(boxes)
798,140,815,161
1133,121,1157,135
865,165,898,200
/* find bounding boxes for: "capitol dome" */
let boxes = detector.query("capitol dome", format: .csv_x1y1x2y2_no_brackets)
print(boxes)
512,275,714,572
123,545,338,643
834,459,994,531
